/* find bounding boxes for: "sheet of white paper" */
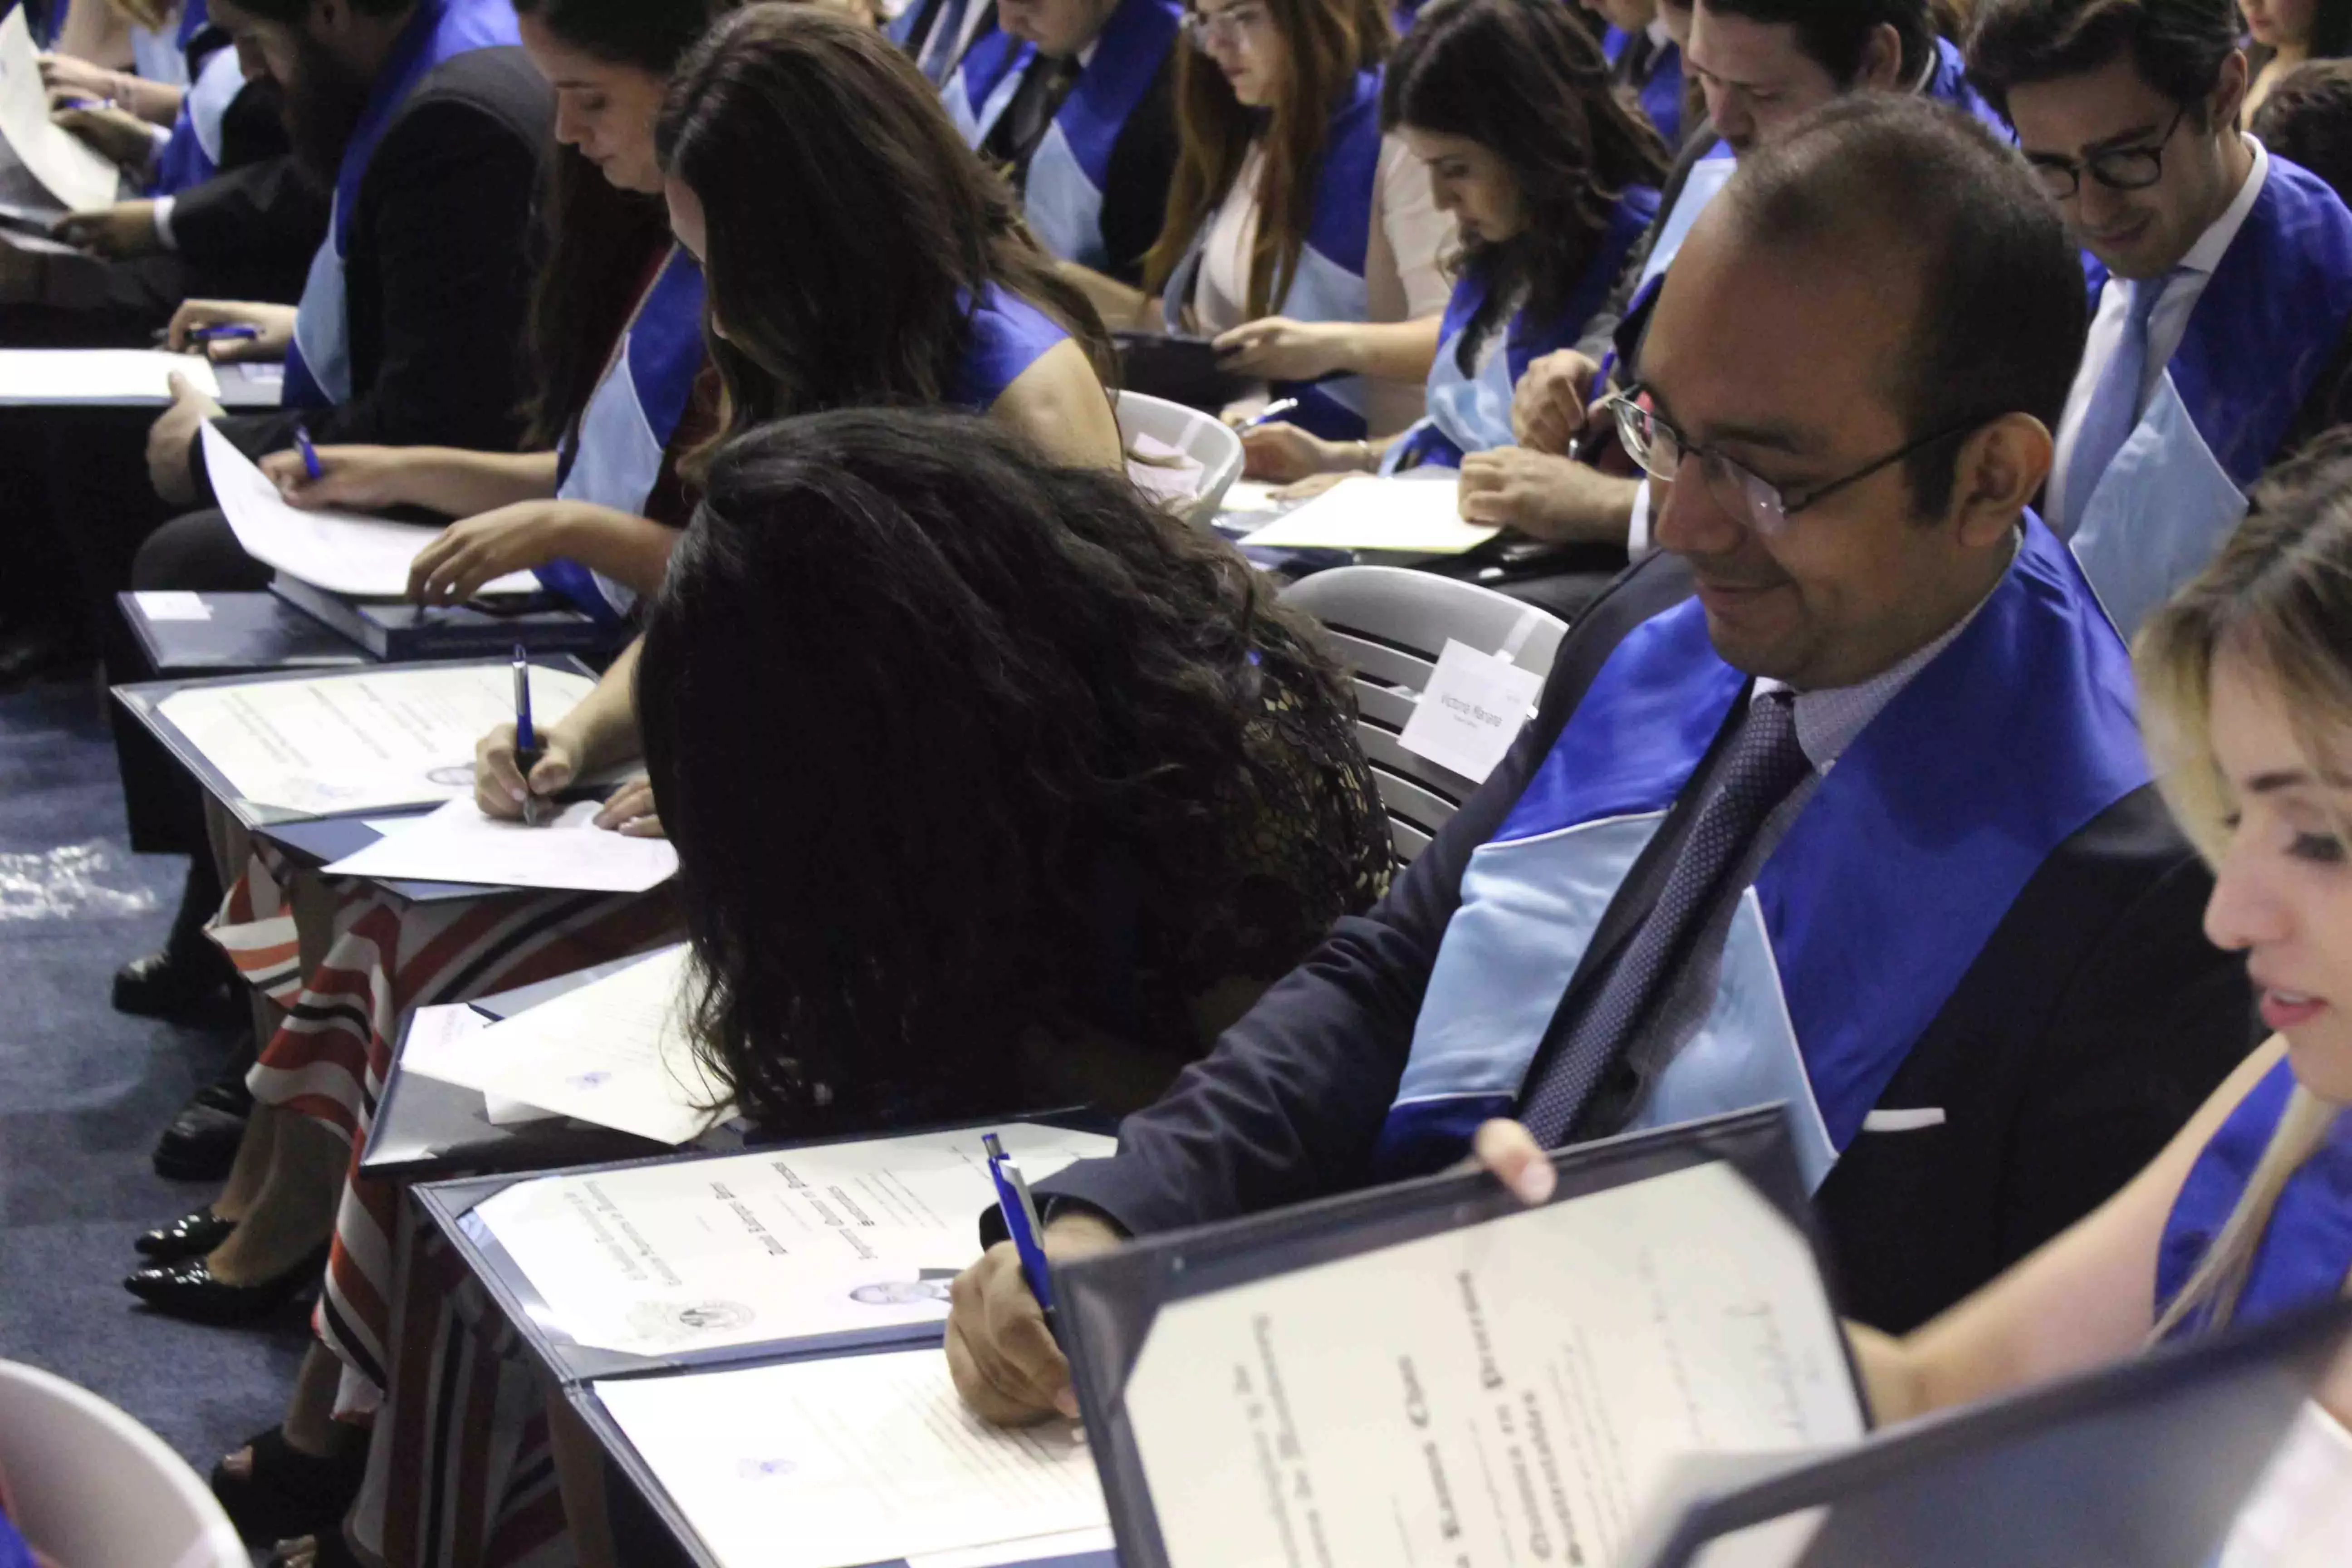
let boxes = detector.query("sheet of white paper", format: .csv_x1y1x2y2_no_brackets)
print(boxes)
1122,1161,1865,1568
1218,479,1283,514
0,348,219,403
396,1002,562,1123
475,1122,1116,1355
1240,475,1500,554
432,945,729,1143
1397,638,1546,783
201,423,537,598
153,662,595,816
323,797,678,893
594,1352,1107,1568
0,10,121,210
1127,431,1207,505
133,591,213,622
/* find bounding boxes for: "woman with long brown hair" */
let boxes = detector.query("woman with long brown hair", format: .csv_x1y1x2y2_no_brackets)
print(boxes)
1144,0,1454,443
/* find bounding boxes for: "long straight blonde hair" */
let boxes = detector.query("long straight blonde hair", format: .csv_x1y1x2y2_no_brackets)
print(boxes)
2136,433,2352,1339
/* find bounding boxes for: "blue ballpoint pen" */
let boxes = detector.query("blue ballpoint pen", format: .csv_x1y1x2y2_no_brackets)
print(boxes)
983,1132,1058,1335
512,646,548,827
188,324,260,345
293,424,323,482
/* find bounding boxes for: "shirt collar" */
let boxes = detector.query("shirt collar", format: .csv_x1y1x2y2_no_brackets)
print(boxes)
2179,134,2269,279
1647,15,1672,48
1752,530,2019,771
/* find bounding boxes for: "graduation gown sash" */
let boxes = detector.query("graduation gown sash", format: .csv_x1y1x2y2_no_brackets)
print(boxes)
541,245,706,622
2068,154,2352,638
284,0,521,409
1372,519,2151,1191
148,42,241,196
1159,70,1385,441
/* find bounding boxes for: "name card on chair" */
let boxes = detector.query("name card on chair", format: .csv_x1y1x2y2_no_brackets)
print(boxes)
1399,638,1544,783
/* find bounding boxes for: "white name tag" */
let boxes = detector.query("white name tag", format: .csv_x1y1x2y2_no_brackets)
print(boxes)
133,590,212,622
1398,638,1544,784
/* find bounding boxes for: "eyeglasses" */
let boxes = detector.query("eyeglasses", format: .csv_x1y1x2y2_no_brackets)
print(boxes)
1602,394,1990,538
1181,1,1269,50
2025,105,2190,199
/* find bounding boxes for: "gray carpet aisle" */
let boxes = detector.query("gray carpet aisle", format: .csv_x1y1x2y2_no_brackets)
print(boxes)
0,677,306,1476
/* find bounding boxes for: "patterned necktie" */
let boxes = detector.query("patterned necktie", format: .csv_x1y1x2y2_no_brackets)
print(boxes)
2061,270,2178,534
1517,690,1813,1147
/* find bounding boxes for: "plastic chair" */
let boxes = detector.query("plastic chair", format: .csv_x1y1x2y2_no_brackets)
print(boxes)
1281,566,1568,866
1117,390,1244,528
0,1361,245,1568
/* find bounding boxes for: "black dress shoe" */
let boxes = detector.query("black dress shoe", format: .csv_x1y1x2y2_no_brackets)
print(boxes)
211,1427,368,1547
152,1098,248,1182
112,947,235,1021
135,1207,239,1261
123,1244,328,1326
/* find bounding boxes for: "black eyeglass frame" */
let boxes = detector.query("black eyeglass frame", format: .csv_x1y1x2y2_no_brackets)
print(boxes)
2024,104,2192,200
1602,393,1999,533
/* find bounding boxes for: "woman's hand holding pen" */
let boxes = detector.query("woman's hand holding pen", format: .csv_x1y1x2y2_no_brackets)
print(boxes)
1512,348,1602,455
165,300,295,362
947,1210,1124,1426
475,720,580,822
407,500,575,606
1240,421,1370,483
1211,315,1352,382
260,443,413,509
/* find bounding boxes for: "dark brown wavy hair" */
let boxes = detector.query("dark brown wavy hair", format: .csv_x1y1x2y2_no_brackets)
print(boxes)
636,407,1362,1134
657,5,1113,465
1142,0,1394,317
1382,0,1668,372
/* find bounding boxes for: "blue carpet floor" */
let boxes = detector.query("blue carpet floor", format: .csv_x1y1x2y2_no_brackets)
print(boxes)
0,676,306,1475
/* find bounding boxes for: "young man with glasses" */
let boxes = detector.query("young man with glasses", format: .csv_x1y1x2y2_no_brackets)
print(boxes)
1970,0,2352,637
945,98,2261,1429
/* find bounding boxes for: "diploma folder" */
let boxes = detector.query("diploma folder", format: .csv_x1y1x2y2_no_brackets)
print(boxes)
1054,1106,1863,1568
1622,1297,2352,1568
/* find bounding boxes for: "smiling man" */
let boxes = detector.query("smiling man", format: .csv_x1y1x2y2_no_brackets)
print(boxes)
1970,0,2352,639
945,97,2264,1427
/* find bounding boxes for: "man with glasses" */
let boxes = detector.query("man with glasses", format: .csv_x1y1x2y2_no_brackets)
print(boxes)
1970,0,2352,637
945,98,2258,1429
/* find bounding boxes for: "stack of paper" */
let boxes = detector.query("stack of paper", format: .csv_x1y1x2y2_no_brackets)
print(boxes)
323,797,678,893
201,424,538,598
0,349,219,403
1241,474,1499,554
416,946,729,1144
0,9,121,211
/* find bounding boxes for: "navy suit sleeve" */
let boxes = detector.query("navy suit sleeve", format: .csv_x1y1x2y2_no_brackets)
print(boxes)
1033,557,1692,1237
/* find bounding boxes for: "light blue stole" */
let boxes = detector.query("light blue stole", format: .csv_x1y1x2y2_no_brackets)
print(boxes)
541,245,706,623
1159,70,1385,441
1372,519,2150,1191
284,0,521,409
941,0,1181,272
2068,155,2352,638
147,43,241,197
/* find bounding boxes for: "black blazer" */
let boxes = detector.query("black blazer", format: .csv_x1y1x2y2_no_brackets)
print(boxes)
1036,553,2259,1333
192,46,551,482
167,73,330,303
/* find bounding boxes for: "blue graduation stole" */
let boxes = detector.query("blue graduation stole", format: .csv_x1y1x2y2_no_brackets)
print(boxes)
2156,1057,2352,1338
947,282,1071,407
943,0,1181,273
541,245,707,623
1601,24,1683,149
283,0,521,410
1160,70,1386,441
147,42,241,197
1392,184,1660,470
2069,154,2352,637
1372,519,2150,1190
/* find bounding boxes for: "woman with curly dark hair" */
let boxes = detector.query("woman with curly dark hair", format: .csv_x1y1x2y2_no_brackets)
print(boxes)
1239,0,1668,549
637,406,1394,1130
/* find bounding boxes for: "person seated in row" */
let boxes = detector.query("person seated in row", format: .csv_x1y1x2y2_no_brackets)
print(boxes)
2254,55,2352,203
1508,0,2004,558
935,0,1183,308
1970,0,2352,640
1586,0,1687,147
945,96,2263,1426
1238,0,1667,565
1141,0,1452,445
2242,0,2349,125
1814,433,2352,1560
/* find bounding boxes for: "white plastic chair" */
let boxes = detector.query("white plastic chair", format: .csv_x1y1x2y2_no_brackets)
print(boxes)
1281,566,1568,866
0,1361,246,1568
1117,390,1244,528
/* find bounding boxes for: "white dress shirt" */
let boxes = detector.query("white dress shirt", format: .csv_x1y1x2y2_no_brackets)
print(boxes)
2046,136,2270,530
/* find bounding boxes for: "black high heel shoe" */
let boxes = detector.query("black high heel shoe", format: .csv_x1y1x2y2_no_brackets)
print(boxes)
211,1427,368,1546
135,1207,239,1261
123,1240,329,1326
